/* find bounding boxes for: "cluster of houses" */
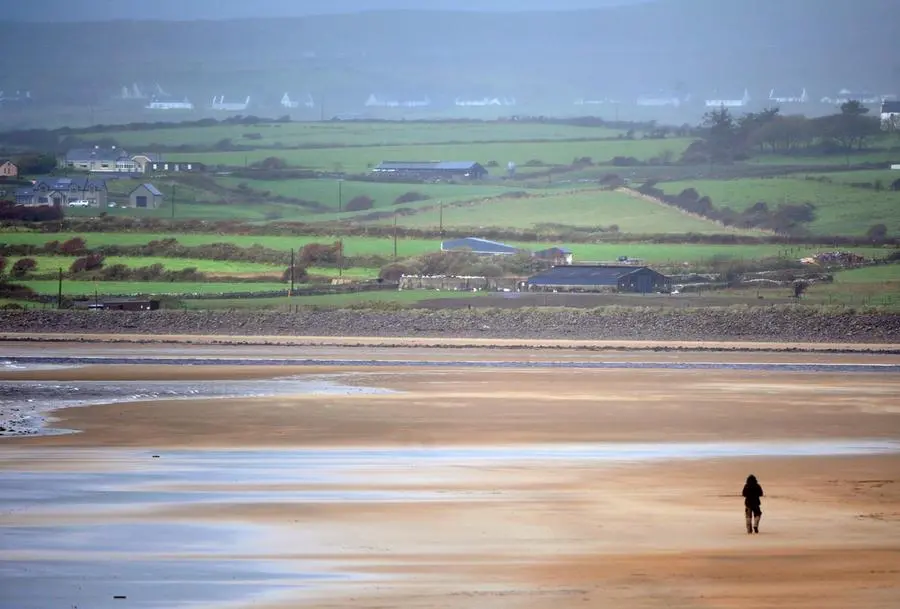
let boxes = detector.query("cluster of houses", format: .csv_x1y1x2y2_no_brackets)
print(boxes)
12,176,164,209
425,237,671,294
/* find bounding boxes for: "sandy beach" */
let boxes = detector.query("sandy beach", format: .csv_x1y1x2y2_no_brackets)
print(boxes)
1,342,898,609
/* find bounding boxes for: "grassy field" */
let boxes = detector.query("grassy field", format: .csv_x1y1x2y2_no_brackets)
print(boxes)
657,177,900,236
376,188,763,235
165,138,691,173
18,255,283,275
22,280,290,297
749,150,900,166
180,289,475,310
1,231,889,265
80,122,630,150
794,169,900,187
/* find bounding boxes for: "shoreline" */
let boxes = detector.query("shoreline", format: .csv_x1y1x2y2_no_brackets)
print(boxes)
3,333,900,353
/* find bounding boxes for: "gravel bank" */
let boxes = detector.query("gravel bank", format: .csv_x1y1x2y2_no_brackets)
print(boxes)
1,308,899,344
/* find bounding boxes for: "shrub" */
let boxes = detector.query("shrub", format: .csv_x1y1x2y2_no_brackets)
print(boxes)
299,241,342,265
379,262,415,281
394,191,430,205
0,256,5,276
59,237,88,256
10,258,37,278
345,195,375,212
69,254,105,274
242,132,263,140
281,265,309,282
866,223,888,241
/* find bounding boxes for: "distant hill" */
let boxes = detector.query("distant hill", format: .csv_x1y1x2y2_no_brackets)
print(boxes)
1,0,897,117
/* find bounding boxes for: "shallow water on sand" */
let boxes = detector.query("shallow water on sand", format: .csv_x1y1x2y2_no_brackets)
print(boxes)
1,441,898,609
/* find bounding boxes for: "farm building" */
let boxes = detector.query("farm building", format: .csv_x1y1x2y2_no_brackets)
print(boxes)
533,247,573,265
74,298,161,311
400,275,520,292
129,183,164,208
883,101,900,130
0,159,18,178
441,237,522,256
526,265,671,294
373,161,487,180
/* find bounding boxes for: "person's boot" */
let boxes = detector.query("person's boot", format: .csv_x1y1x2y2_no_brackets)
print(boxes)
753,516,760,534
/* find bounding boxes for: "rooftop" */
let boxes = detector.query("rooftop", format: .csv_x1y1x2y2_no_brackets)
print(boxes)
132,183,163,196
883,101,900,113
374,161,483,171
527,264,652,287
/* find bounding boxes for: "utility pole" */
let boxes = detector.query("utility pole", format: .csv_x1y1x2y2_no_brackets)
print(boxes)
338,179,343,213
57,268,63,309
289,248,295,294
438,200,443,237
393,212,398,261
338,239,344,277
171,184,177,219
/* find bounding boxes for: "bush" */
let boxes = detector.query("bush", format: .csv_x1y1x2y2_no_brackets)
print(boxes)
866,223,888,241
299,241,342,265
281,265,309,283
0,256,6,276
10,258,37,278
59,237,88,256
345,195,375,212
69,254,105,274
394,191,430,205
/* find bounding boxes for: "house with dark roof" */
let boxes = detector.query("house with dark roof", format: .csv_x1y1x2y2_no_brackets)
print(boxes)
373,161,487,180
525,264,670,294
441,237,522,256
15,176,108,207
59,148,167,174
533,247,573,265
0,159,18,178
129,183,164,208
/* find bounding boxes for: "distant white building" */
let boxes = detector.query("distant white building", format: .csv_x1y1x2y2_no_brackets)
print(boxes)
365,94,431,108
281,93,314,109
636,92,684,107
705,89,750,108
146,97,194,110
454,97,516,107
211,96,250,111
820,89,896,105
0,90,32,104
768,88,808,104
574,97,620,106
882,101,900,132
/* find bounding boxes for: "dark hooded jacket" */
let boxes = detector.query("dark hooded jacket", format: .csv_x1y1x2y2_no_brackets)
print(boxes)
742,475,764,509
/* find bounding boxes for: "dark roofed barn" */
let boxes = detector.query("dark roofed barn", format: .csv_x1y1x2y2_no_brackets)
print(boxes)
441,237,522,255
373,161,487,180
526,265,670,294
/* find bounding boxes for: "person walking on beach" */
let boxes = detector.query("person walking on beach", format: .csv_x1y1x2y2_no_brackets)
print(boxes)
742,474,764,534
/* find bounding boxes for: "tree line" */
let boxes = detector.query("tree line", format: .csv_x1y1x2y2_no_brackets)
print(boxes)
693,101,893,164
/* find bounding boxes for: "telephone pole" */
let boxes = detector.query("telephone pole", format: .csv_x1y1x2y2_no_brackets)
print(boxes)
393,212,398,261
338,239,343,277
289,248,295,294
171,184,177,219
57,268,63,309
438,200,443,237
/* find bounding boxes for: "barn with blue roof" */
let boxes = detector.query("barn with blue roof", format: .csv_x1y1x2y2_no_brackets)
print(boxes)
441,237,523,256
526,264,670,294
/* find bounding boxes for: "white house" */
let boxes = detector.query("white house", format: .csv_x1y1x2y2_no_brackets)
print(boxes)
454,97,516,107
636,93,683,107
820,89,895,105
705,89,751,108
146,97,194,110
365,94,431,108
211,96,250,111
768,88,808,104
882,101,900,132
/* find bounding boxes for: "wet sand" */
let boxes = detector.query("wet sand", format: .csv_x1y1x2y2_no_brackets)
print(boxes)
1,344,899,609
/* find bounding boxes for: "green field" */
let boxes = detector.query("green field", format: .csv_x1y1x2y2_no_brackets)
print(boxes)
1,231,889,266
658,177,900,236
750,150,900,167
164,138,691,173
81,122,630,150
17,255,281,274
378,188,763,234
22,280,290,297
180,289,474,310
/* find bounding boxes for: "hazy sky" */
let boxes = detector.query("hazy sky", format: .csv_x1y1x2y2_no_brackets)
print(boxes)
4,0,650,21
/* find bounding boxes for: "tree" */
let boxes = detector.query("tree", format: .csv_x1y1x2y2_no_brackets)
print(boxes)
866,223,888,242
825,101,881,153
701,107,738,164
0,256,6,276
281,265,308,283
69,254,105,274
10,258,37,279
59,237,88,256
16,153,57,176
